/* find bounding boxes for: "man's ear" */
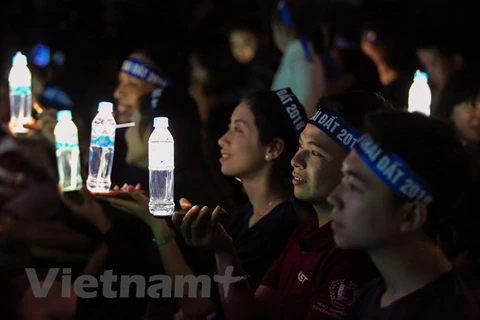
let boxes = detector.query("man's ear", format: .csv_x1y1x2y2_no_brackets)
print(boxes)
399,202,428,233
265,138,285,161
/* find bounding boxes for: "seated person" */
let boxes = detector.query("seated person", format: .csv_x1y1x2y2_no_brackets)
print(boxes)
328,111,480,319
173,91,395,319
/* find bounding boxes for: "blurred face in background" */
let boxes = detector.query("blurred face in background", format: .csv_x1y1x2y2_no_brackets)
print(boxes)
451,95,480,145
188,54,210,123
113,52,155,122
229,30,259,64
416,49,463,90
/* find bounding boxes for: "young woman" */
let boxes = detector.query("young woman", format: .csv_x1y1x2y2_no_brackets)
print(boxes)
328,111,480,319
172,91,394,320
435,67,480,172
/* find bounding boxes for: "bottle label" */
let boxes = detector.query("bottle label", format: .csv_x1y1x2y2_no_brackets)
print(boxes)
91,126,115,147
9,85,31,95
149,142,174,170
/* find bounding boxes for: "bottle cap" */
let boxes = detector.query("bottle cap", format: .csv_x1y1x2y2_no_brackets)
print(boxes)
57,110,72,121
153,117,168,128
413,70,428,82
98,101,113,113
12,52,27,66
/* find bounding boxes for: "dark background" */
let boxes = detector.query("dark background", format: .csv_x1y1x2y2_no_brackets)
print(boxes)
0,0,475,120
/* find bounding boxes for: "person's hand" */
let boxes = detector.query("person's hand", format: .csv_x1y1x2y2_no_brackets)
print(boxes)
172,205,231,252
100,184,151,225
60,186,111,234
21,109,57,145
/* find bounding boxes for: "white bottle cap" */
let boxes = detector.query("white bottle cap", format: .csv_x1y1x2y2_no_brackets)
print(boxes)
12,52,27,66
57,110,72,121
153,117,168,128
98,101,113,113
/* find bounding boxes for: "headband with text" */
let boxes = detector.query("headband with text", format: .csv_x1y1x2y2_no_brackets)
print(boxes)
308,106,361,152
354,134,433,204
121,58,171,88
275,88,308,137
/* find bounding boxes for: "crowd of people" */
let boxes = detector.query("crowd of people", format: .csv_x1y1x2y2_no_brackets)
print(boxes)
0,0,479,319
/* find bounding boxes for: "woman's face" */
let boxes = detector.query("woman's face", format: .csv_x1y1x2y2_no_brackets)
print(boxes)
451,96,480,145
218,102,269,179
229,30,259,64
113,53,155,122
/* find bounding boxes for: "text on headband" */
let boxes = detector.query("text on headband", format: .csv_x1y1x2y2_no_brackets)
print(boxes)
121,58,170,88
308,106,361,152
354,134,433,204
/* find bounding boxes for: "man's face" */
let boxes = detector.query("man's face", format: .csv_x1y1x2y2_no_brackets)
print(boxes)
113,53,155,122
291,124,346,205
328,150,409,250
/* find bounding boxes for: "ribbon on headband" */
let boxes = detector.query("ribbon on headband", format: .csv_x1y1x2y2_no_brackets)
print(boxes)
354,134,433,204
121,58,171,88
274,88,308,137
308,106,361,152
277,1,312,63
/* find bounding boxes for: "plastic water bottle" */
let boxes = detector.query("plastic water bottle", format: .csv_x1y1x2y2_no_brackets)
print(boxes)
54,110,82,191
408,70,431,116
87,102,116,192
8,52,32,134
148,117,174,216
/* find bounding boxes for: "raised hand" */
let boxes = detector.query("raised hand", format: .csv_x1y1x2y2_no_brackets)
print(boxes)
172,205,232,252
60,186,111,234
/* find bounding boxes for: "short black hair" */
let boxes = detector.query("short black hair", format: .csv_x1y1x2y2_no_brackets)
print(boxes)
316,91,395,132
363,111,473,241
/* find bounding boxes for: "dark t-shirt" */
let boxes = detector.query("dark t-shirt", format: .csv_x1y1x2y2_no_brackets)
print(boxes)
347,271,480,320
261,217,378,320
380,73,412,110
227,199,301,290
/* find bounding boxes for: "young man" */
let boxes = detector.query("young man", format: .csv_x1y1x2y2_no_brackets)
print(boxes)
173,91,394,319
327,111,480,319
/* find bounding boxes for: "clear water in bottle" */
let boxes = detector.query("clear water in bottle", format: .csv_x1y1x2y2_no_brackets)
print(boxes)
148,117,175,216
54,110,82,191
149,168,175,216
8,52,32,134
86,102,116,192
56,148,82,191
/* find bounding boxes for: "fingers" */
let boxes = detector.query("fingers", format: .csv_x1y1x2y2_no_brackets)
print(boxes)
179,205,201,243
211,206,228,222
179,198,193,210
191,206,211,242
126,186,149,206
79,186,96,203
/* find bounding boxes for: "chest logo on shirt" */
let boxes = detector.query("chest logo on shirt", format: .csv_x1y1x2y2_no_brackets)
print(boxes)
297,271,309,284
329,279,359,310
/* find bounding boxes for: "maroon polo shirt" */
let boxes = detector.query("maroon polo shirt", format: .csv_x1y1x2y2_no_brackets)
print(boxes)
261,216,378,320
